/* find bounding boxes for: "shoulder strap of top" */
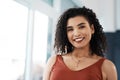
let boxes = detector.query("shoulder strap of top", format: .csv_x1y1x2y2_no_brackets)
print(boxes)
51,55,63,71
95,58,106,69
52,55,62,66
99,58,106,64
56,55,63,63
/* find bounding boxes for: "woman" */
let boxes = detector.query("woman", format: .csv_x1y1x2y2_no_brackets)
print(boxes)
43,7,117,80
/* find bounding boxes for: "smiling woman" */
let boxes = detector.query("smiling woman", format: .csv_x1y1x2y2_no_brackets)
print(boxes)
43,7,118,80
66,16,94,49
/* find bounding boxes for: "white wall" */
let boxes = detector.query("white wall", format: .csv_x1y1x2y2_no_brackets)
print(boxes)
74,0,116,32
116,0,120,30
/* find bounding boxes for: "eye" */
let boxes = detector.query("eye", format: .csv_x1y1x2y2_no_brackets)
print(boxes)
67,28,73,31
79,25,85,29
67,26,73,31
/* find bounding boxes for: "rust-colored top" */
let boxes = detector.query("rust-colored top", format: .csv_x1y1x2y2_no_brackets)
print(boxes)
50,55,105,80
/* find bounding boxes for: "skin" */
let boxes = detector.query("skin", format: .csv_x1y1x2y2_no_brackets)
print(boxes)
43,16,117,80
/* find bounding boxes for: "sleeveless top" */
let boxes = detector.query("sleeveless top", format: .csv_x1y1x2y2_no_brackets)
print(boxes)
50,55,106,80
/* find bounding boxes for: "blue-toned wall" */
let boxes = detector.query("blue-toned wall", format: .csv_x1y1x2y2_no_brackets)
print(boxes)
105,30,120,80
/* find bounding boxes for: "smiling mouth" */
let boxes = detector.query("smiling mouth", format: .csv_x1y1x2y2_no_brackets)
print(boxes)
74,37,84,42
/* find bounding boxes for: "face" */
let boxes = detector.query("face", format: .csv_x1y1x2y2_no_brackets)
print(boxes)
66,16,94,49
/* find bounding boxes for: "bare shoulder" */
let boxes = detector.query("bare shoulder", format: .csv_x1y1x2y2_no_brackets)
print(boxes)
43,54,57,80
46,54,57,67
102,59,118,80
102,59,116,70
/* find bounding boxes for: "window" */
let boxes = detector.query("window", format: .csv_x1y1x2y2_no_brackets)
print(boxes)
0,0,55,80
32,11,49,80
0,1,28,80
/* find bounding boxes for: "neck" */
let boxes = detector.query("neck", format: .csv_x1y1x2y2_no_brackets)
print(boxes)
71,47,92,58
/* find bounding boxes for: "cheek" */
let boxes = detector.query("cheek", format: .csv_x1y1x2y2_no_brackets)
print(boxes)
86,32,92,40
67,32,72,40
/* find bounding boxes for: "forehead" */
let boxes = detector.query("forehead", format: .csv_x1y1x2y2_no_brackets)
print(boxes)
67,16,89,26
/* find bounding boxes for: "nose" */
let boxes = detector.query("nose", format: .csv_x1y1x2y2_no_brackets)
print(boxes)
73,29,81,37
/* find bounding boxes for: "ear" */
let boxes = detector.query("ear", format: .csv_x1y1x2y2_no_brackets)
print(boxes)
91,24,95,34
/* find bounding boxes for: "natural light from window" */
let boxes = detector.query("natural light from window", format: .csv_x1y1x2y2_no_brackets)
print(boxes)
0,0,49,80
0,1,27,80
33,10,48,67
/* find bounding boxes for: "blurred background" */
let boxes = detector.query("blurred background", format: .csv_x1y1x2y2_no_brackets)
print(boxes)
0,0,119,80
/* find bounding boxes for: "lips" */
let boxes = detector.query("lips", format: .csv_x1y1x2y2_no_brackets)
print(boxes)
74,37,84,42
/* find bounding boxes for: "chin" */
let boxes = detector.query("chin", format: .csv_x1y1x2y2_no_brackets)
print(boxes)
74,45,84,49
73,44,89,49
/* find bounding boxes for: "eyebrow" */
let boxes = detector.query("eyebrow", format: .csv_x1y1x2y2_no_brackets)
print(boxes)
77,23,85,26
67,22,86,28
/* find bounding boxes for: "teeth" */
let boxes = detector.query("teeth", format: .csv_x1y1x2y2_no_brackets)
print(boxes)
75,38,83,41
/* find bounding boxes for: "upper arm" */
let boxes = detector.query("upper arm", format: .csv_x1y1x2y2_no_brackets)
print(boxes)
102,59,118,80
43,55,57,80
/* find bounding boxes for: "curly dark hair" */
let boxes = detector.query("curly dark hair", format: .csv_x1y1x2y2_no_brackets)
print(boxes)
54,6,107,57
